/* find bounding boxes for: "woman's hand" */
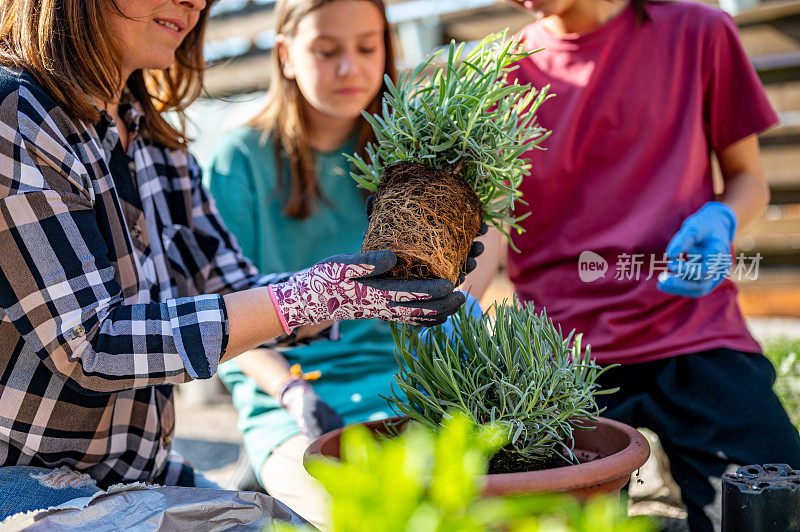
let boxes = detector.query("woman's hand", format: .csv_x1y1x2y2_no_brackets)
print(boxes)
269,251,464,332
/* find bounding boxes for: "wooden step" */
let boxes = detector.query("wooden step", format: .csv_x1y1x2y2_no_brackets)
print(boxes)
754,50,800,84
737,268,800,316
734,0,800,27
760,144,800,204
765,81,800,113
736,204,800,257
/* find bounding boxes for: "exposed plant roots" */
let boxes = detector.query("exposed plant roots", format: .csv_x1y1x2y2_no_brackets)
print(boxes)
362,161,483,284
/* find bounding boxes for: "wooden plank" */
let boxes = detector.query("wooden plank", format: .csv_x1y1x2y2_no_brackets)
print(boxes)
736,205,800,254
740,23,800,57
754,50,800,84
738,269,800,316
735,1,800,27
204,54,272,96
761,144,800,191
764,80,800,113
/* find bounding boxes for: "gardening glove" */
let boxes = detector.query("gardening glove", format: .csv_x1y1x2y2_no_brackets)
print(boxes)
424,291,483,341
366,193,376,219
366,194,487,285
458,223,488,285
276,364,344,440
269,250,464,330
657,201,737,298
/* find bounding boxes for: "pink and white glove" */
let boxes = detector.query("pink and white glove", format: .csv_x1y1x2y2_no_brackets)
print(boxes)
268,250,464,333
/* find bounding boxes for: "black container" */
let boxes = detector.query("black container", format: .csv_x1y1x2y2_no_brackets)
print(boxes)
722,464,800,531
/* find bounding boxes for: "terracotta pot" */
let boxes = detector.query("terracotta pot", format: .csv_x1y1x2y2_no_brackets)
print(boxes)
304,416,650,501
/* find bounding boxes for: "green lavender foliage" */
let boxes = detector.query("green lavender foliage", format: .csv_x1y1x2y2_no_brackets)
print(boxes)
345,31,552,238
276,414,652,532
387,298,617,465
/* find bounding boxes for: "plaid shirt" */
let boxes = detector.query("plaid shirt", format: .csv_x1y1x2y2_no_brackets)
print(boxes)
0,67,289,487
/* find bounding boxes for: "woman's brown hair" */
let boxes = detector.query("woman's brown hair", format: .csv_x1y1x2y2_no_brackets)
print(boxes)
248,0,397,219
0,0,213,150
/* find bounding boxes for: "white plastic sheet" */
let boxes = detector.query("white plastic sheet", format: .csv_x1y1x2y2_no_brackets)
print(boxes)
1,483,307,531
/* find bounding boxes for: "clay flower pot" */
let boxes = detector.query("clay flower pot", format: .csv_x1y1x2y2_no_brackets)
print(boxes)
304,416,650,500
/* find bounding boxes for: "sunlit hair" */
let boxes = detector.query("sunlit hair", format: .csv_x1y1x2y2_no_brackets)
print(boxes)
248,0,397,219
0,0,213,150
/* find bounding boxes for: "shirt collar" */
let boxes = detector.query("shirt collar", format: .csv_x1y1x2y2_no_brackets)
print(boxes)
94,88,146,140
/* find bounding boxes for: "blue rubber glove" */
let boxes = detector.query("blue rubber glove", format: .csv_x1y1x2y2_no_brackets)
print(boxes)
657,201,737,298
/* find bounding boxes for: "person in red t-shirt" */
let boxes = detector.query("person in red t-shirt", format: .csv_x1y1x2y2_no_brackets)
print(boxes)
466,1,800,530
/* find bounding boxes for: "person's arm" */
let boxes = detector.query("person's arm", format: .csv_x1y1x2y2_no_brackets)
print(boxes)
205,140,332,362
0,100,246,393
717,134,770,230
657,11,778,299
0,91,462,396
227,345,291,395
220,286,286,363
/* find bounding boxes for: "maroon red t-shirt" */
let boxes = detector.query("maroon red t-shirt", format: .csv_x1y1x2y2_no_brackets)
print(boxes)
506,1,777,365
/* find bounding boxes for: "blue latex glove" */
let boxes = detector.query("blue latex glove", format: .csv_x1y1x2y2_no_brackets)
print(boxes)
657,201,737,298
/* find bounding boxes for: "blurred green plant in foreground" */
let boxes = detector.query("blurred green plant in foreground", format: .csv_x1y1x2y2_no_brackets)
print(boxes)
272,414,652,532
764,336,800,431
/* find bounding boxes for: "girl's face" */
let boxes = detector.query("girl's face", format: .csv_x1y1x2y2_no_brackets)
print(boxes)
279,0,386,121
108,0,205,78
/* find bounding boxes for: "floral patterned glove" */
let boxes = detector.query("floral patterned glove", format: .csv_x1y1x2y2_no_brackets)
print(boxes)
268,250,464,333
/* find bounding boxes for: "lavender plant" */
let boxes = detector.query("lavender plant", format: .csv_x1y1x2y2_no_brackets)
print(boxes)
387,298,617,465
346,31,551,240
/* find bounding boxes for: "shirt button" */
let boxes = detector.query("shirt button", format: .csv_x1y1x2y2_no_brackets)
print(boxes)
131,224,142,237
128,161,136,173
72,325,86,337
162,434,172,446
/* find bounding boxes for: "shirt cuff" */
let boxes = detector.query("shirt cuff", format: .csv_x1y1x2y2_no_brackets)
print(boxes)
167,294,227,380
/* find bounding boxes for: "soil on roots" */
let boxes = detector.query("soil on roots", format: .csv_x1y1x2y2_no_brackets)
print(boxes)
362,161,483,284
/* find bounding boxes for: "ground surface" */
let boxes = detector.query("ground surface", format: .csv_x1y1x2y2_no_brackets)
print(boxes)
174,316,800,531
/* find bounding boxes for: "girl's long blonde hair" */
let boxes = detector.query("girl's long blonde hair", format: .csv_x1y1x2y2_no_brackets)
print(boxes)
0,0,213,150
248,0,397,219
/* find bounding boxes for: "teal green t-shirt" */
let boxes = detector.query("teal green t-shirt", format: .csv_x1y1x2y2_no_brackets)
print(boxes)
204,127,400,475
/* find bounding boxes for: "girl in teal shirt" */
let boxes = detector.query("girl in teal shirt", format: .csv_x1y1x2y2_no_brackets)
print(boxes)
204,0,398,527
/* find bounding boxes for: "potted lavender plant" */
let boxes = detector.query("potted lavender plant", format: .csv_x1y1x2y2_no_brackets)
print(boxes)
306,299,650,499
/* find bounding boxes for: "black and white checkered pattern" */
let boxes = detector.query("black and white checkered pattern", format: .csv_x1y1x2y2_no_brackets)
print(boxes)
0,67,286,487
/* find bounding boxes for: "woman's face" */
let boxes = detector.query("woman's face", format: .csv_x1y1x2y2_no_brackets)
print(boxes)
279,0,386,120
108,0,206,77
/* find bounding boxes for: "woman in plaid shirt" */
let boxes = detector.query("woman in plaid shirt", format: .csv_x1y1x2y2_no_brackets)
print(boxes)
0,0,466,509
